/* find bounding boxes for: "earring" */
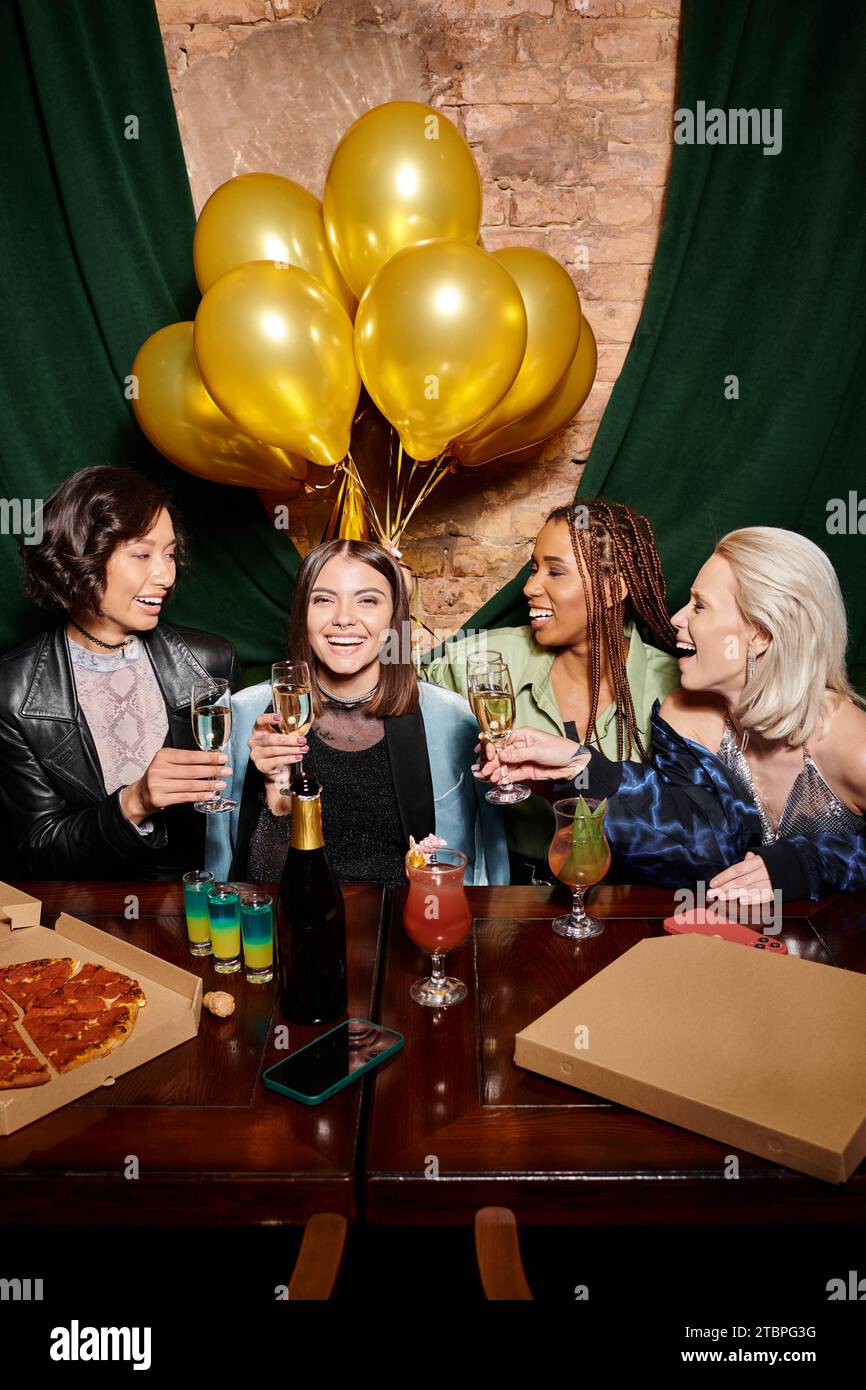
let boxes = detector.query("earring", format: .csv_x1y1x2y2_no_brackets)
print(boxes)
746,649,756,681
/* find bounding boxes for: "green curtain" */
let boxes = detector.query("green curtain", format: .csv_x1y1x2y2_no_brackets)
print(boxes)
472,0,866,680
0,0,300,666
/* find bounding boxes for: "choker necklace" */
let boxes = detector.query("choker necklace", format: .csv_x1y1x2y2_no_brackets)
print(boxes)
68,618,133,652
316,678,378,707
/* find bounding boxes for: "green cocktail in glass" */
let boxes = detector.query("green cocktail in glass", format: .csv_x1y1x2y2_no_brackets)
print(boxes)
182,869,214,957
207,882,242,974
240,891,274,984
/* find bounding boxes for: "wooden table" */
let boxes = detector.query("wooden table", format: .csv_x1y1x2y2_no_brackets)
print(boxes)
365,884,866,1225
5,881,866,1231
0,881,386,1226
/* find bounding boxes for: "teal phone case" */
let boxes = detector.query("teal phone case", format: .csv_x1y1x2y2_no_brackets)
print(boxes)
262,1018,404,1106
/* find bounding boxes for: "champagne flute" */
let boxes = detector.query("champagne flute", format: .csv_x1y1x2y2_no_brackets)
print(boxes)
466,650,502,779
271,660,313,793
191,678,237,814
468,662,531,806
548,796,611,939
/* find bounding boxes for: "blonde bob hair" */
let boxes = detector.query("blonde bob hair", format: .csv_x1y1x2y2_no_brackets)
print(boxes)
714,526,861,745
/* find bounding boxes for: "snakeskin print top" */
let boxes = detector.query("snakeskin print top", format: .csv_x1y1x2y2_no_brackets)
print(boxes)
67,634,168,794
715,720,865,845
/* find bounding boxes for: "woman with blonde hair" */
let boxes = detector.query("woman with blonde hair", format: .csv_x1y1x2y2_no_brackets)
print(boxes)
479,527,866,901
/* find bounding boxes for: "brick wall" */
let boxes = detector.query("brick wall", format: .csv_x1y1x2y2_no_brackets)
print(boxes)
157,0,681,642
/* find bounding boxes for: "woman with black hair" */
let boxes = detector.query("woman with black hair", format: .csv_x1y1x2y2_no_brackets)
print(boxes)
422,498,680,882
0,465,239,880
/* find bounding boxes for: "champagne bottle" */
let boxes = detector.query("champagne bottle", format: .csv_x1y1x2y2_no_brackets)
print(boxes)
275,771,347,1025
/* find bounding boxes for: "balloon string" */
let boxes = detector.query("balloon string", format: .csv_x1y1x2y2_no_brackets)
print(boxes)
394,452,450,542
386,430,397,539
304,461,342,494
394,452,418,536
394,435,404,539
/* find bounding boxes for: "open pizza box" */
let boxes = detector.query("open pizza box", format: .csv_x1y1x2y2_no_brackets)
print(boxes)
514,933,866,1185
0,884,201,1136
0,882,41,930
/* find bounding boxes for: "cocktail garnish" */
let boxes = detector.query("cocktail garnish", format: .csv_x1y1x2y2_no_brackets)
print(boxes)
407,833,448,866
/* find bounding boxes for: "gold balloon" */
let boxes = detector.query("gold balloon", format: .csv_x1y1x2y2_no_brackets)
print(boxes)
131,322,308,490
456,248,582,443
193,173,356,319
193,261,361,468
354,238,527,461
324,101,482,299
452,318,597,467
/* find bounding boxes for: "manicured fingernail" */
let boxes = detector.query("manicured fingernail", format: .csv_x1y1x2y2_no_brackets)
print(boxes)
219,754,227,763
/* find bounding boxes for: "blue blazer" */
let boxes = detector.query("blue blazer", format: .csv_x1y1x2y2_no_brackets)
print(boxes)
206,680,510,885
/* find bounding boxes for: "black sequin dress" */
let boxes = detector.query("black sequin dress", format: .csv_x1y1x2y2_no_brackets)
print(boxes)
246,700,407,885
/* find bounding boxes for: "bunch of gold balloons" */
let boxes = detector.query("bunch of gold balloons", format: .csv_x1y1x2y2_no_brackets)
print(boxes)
131,101,597,533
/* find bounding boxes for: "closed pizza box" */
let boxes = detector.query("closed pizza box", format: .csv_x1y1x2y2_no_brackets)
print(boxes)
514,933,866,1185
0,905,202,1137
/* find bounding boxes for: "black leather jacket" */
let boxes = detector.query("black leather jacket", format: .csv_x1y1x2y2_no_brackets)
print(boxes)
0,622,240,882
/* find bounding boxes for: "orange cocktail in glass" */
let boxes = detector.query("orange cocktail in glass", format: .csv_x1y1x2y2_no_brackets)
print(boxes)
403,848,471,1007
548,797,610,940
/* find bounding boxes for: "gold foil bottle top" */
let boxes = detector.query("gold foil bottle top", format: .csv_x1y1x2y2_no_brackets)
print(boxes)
291,787,325,851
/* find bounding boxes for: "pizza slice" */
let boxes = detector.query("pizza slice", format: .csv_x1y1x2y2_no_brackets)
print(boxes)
0,957,79,1010
0,1022,51,1089
0,958,145,1083
25,1002,139,1075
25,964,147,1018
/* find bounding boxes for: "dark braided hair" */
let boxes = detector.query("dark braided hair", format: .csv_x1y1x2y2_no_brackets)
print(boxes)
545,499,678,762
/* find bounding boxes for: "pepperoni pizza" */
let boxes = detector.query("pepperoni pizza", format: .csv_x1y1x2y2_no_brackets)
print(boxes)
0,957,146,1089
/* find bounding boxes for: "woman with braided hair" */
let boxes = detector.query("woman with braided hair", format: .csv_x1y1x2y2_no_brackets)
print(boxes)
421,498,680,883
480,527,866,903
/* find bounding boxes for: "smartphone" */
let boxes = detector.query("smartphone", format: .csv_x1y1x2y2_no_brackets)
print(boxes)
262,1018,404,1106
663,910,788,953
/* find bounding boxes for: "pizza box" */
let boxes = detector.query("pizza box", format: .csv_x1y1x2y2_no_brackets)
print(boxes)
0,903,202,1137
0,883,41,930
514,933,866,1185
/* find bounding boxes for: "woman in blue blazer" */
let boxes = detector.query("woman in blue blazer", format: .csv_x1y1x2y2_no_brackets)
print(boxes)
206,539,508,886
